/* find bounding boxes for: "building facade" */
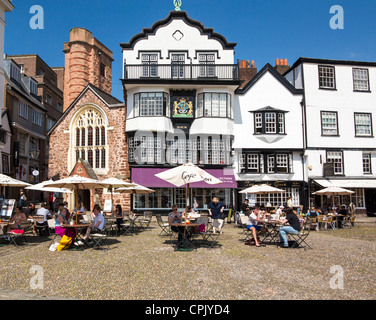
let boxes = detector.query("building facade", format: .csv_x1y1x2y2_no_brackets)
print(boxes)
45,8,376,215
4,57,47,200
285,58,376,214
0,0,14,126
233,63,306,210
8,54,64,181
48,28,129,211
121,10,240,213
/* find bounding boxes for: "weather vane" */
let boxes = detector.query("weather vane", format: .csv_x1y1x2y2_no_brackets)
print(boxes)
173,0,182,11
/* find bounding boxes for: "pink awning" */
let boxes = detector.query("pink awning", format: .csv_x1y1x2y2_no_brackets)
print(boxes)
131,167,237,189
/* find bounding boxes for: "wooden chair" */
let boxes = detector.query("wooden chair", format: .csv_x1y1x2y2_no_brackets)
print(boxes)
318,215,336,230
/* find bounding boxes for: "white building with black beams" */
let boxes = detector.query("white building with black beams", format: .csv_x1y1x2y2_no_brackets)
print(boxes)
233,63,307,210
121,10,239,213
285,58,376,214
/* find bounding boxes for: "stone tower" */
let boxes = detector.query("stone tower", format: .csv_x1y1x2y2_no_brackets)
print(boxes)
63,28,113,111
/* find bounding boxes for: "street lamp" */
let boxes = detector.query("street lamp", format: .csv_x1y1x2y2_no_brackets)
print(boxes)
29,148,40,202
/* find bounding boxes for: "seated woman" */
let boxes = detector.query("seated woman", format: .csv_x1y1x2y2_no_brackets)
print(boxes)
168,205,184,247
306,207,319,218
55,207,70,237
2,206,28,235
114,204,123,236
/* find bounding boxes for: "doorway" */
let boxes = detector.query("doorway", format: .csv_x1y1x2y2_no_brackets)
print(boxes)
365,189,376,216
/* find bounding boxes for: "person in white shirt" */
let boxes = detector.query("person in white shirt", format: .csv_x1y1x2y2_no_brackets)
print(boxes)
35,203,51,236
246,207,262,247
83,204,105,241
36,203,51,222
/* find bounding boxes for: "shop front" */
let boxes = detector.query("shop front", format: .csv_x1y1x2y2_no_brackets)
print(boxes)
236,180,308,212
131,167,237,214
312,179,376,215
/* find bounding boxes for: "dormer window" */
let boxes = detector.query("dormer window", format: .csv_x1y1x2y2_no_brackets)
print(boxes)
30,79,38,96
10,61,21,83
252,106,287,135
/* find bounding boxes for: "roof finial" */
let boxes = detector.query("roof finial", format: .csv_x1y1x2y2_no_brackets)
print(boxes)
173,0,182,11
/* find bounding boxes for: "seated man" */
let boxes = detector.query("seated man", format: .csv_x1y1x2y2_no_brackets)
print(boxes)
2,206,28,235
82,204,105,242
277,208,302,248
36,203,51,236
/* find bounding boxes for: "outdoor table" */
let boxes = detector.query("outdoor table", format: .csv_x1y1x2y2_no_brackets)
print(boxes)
169,222,200,251
260,220,284,245
61,223,90,242
328,214,344,228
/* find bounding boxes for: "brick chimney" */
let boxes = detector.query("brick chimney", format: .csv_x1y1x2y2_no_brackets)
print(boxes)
274,58,290,75
238,59,257,89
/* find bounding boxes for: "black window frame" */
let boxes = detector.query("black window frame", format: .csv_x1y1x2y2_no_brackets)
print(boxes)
253,111,286,135
132,92,169,118
362,153,372,175
352,68,370,92
318,65,336,90
196,92,232,119
326,150,344,176
239,151,292,174
321,111,339,136
354,112,373,137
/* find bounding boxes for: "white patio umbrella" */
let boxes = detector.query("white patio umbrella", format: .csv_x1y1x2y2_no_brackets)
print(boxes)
25,180,73,194
239,184,286,195
100,178,138,211
115,183,155,213
155,163,222,218
239,184,285,207
44,175,108,223
313,186,355,207
0,174,31,187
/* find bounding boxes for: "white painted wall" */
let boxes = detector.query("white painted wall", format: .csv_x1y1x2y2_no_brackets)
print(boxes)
233,68,305,182
233,70,304,150
303,63,376,149
122,18,235,69
297,62,376,180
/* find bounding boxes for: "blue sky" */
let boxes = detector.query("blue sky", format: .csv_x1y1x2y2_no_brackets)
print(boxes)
5,0,376,101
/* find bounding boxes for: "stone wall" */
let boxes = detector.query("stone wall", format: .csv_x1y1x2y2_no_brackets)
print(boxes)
48,88,130,212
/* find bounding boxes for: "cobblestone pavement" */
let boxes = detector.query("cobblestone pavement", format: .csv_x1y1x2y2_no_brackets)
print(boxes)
0,287,71,300
0,217,375,300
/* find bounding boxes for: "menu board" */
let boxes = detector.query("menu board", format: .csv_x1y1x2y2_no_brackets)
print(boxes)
0,199,16,218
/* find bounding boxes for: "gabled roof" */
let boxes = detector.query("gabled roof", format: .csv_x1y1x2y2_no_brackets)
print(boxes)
69,159,99,180
283,57,376,76
1,108,13,134
120,10,237,50
249,106,289,113
47,83,124,135
235,63,303,95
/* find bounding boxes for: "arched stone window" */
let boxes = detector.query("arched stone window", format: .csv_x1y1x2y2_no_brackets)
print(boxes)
71,106,108,172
